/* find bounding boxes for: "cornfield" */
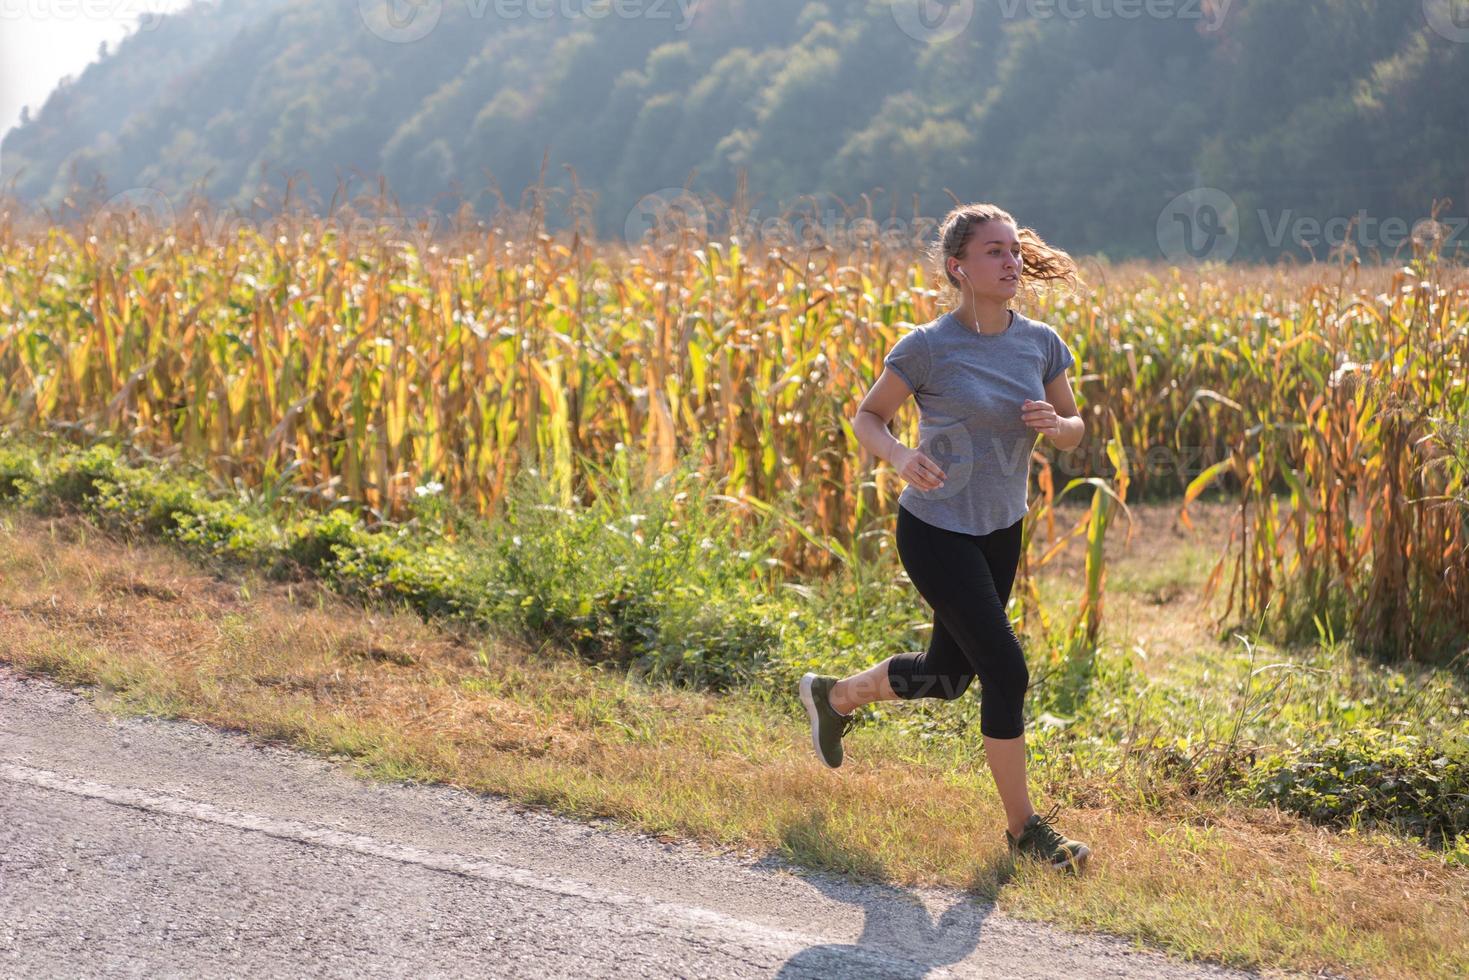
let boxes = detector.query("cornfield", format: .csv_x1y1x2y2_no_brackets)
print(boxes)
0,189,1465,663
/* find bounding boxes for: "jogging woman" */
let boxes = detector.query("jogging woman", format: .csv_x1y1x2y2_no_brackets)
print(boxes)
799,203,1091,872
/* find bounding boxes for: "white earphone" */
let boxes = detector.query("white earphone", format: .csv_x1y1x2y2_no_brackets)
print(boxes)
954,265,977,329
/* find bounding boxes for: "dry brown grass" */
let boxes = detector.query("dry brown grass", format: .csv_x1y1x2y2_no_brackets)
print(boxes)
1031,498,1239,679
1,506,1465,978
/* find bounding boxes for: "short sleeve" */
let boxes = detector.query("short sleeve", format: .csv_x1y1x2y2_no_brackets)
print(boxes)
1043,326,1076,385
882,327,930,393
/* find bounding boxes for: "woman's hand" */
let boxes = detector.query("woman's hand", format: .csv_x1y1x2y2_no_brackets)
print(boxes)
1021,399,1063,438
893,445,946,491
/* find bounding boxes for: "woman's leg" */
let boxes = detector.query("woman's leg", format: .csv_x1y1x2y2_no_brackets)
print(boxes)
831,510,1025,715
977,516,1023,614
852,513,1027,712
829,511,979,714
888,507,1029,734
981,530,1090,867
828,612,972,714
971,516,1035,836
827,656,899,715
893,508,1037,835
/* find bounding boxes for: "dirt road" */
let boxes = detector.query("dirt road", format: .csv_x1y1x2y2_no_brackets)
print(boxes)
0,666,1262,978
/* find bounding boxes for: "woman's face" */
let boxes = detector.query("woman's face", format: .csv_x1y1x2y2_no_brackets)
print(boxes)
950,220,1021,299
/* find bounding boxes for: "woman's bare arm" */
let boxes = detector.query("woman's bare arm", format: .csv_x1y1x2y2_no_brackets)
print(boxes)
851,369,946,491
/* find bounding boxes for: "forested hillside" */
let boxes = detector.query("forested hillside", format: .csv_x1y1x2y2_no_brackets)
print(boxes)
3,0,1465,259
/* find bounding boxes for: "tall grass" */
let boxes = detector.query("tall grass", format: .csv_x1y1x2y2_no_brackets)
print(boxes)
1,185,1464,664
1176,227,1469,664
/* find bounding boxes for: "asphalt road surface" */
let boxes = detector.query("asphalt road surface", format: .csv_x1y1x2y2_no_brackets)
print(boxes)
0,666,1265,979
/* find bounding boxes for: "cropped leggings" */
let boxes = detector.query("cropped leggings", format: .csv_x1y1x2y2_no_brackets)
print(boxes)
887,502,1030,739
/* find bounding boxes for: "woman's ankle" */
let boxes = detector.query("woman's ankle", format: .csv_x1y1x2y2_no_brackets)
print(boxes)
828,679,856,716
1007,809,1037,838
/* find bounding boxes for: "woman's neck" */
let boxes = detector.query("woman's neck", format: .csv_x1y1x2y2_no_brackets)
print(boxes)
953,303,1013,335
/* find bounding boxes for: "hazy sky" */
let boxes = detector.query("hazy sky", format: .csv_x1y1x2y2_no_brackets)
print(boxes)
1,0,195,162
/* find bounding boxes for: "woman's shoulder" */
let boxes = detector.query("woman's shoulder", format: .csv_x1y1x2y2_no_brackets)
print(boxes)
1016,310,1063,335
1017,311,1078,381
1016,312,1075,347
887,314,948,353
888,312,946,334
918,311,950,333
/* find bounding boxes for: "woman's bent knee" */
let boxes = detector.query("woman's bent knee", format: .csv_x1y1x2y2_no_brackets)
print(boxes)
887,653,974,701
936,672,974,700
981,719,1026,740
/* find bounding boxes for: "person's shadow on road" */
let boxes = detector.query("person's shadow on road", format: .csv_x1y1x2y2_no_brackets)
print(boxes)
756,810,1016,978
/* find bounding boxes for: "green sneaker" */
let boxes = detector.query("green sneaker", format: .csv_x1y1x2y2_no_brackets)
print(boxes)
799,672,856,768
1005,803,1092,872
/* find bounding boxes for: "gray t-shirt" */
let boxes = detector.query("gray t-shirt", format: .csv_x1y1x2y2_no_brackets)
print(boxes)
882,308,1076,536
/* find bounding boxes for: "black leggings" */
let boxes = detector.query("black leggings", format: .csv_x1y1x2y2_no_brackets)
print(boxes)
887,502,1030,739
